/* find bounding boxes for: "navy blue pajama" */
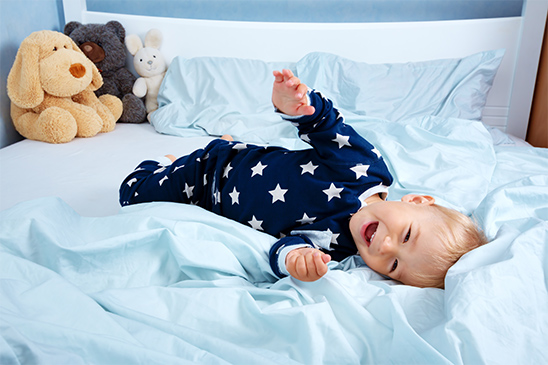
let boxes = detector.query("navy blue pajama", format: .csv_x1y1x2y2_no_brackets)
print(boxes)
120,90,393,277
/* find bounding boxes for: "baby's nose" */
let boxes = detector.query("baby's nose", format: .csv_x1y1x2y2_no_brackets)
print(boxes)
379,236,397,255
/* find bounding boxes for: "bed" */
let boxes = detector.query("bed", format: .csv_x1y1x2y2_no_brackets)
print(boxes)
1,0,547,364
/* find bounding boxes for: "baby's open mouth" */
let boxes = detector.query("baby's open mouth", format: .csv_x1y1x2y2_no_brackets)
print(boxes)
363,222,378,247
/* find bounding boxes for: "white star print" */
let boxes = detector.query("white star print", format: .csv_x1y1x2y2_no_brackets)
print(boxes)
296,213,316,225
323,183,343,201
335,110,345,123
183,183,194,199
350,164,370,179
223,163,233,178
203,174,207,186
332,133,351,148
232,143,247,151
173,164,184,172
159,176,168,186
300,161,318,175
154,166,166,174
251,161,267,177
127,178,137,187
229,186,240,205
326,228,340,244
372,148,382,159
269,184,288,203
248,216,264,231
213,188,221,205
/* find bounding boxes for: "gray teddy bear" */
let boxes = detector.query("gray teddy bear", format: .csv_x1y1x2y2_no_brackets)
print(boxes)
64,20,147,124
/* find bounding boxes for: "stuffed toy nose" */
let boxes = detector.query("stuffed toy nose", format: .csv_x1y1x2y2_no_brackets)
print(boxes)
69,63,86,78
79,41,106,63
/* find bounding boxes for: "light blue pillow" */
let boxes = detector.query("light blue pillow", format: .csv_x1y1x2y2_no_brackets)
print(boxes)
152,56,297,143
152,50,503,142
296,50,504,122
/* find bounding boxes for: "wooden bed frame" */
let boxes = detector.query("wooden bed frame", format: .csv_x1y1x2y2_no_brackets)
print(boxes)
62,0,548,139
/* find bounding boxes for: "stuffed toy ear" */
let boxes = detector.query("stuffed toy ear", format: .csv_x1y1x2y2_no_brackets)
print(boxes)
7,36,44,109
68,37,103,91
144,29,162,49
125,34,143,56
88,62,103,91
64,21,83,36
105,21,126,43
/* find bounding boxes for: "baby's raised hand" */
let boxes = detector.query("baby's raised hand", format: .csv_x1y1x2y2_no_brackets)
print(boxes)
285,247,331,282
272,69,315,116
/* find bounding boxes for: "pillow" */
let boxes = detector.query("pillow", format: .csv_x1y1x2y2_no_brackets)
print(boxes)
296,50,504,122
152,51,503,143
151,56,297,144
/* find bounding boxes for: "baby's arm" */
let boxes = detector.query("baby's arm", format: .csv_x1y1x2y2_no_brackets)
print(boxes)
286,247,331,282
272,69,315,116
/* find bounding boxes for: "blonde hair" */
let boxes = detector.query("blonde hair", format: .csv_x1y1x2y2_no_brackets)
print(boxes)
407,204,488,289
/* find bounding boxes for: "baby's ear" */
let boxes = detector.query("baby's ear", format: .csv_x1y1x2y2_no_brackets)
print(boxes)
401,194,435,205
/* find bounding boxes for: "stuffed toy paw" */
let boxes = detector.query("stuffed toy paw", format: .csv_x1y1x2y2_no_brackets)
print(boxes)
7,30,122,143
64,20,147,124
125,29,167,119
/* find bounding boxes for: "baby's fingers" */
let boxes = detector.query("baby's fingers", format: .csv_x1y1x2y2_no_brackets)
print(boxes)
294,254,309,279
282,69,295,79
272,70,284,83
312,252,329,278
294,83,308,99
303,251,328,280
286,248,328,282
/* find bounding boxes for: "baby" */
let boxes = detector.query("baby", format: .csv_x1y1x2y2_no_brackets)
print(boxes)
120,69,487,288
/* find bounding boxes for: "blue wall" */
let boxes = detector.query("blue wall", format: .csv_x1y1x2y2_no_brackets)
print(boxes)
0,0,524,148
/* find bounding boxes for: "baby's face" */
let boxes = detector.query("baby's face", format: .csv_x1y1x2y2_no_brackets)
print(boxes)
349,196,448,287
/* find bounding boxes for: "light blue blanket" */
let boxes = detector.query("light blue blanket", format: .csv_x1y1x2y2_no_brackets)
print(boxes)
1,142,548,364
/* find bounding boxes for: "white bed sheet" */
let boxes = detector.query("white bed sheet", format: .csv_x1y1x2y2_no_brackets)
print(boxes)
0,124,214,217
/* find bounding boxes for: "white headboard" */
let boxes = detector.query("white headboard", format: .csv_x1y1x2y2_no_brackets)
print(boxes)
63,0,547,139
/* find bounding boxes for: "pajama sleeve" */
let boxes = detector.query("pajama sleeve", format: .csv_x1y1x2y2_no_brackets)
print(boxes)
292,89,385,165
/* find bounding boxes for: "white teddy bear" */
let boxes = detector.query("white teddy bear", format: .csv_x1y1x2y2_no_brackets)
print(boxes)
125,29,167,119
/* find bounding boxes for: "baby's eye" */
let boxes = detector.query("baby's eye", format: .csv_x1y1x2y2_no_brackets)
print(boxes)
53,47,58,51
390,259,398,273
404,229,411,243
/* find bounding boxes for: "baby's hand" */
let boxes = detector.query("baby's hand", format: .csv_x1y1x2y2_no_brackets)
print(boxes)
285,247,331,282
272,69,315,116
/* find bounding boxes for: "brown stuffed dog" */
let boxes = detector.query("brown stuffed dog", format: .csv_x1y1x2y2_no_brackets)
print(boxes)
7,30,123,143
